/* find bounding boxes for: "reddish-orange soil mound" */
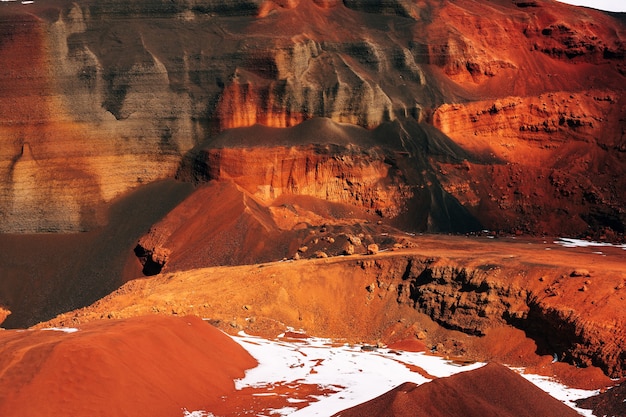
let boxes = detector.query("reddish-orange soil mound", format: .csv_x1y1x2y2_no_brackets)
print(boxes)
577,382,626,417
0,315,256,417
333,362,581,417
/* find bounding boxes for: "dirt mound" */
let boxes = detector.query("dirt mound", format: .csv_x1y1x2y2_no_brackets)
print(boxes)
0,315,256,417
134,176,443,273
333,362,581,417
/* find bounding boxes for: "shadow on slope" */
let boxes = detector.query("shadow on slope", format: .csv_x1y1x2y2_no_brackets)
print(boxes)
0,180,193,328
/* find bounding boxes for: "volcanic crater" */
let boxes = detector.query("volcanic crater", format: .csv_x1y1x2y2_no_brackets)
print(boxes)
0,0,625,416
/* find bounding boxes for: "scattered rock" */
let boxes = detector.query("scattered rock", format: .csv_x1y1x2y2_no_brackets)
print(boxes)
570,268,591,277
367,243,379,255
298,246,308,253
315,251,328,258
343,244,355,255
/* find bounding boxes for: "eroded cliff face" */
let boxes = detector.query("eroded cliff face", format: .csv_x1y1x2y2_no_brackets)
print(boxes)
0,0,624,235
432,90,626,235
383,256,625,377
183,144,411,216
0,6,189,232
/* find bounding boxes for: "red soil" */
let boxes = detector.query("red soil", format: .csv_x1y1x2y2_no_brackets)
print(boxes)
0,315,256,417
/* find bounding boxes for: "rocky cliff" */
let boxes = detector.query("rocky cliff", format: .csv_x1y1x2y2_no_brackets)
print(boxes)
0,0,624,235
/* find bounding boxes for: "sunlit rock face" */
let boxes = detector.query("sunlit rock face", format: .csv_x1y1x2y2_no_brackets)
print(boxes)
180,118,415,219
0,0,624,234
192,145,409,214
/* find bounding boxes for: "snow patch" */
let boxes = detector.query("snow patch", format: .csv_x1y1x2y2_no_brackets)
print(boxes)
41,327,79,334
232,333,602,417
517,371,599,417
555,237,626,250
182,410,215,417
233,333,482,416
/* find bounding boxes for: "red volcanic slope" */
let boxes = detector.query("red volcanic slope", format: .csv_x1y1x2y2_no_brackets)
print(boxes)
0,315,256,417
334,362,581,417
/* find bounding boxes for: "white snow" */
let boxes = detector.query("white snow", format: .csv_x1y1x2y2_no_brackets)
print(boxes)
518,372,599,417
40,327,79,334
555,237,626,250
230,333,598,417
182,410,215,417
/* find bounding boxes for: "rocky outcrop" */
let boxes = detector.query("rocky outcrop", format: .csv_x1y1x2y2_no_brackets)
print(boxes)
183,144,412,217
176,117,483,233
44,240,626,379
359,255,626,378
394,260,530,336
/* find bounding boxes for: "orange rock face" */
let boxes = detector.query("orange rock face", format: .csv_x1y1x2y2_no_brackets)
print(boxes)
187,145,410,215
432,90,626,235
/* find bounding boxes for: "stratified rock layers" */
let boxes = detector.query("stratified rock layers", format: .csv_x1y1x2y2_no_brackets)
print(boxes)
433,91,626,234
0,0,624,235
0,7,189,232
